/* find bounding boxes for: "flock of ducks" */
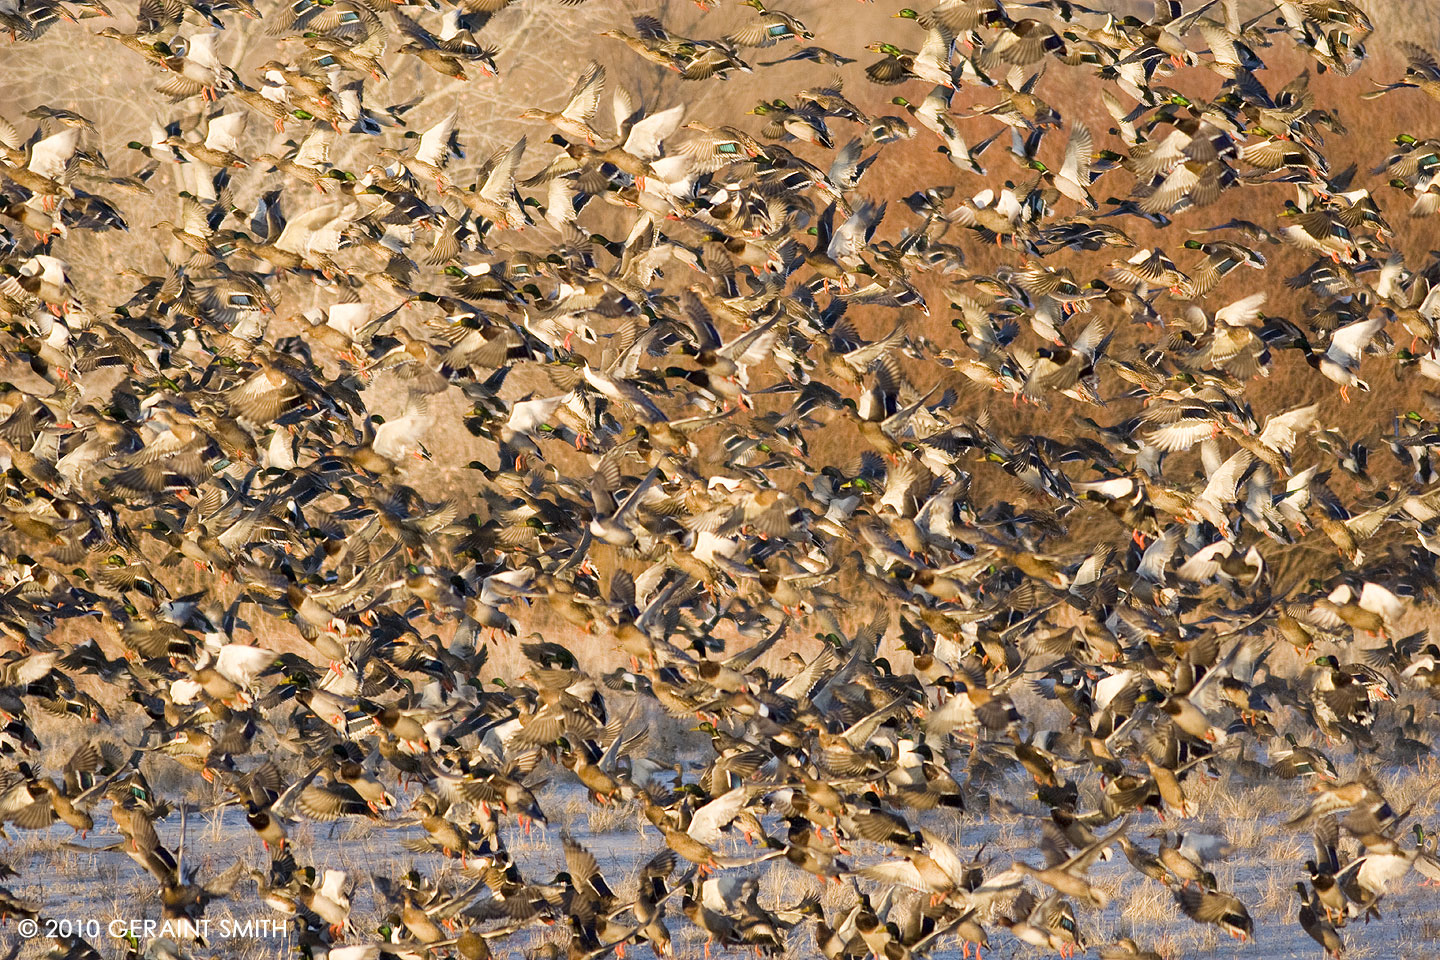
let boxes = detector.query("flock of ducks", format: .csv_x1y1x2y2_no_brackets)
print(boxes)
2,0,1440,958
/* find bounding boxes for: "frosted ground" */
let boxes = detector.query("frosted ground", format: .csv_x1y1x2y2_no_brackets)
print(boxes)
6,725,1439,960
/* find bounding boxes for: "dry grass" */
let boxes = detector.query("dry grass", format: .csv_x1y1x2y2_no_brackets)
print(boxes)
585,800,634,834
1252,867,1293,920
1119,880,1179,928
1227,810,1269,852
1264,834,1306,865
1380,757,1440,810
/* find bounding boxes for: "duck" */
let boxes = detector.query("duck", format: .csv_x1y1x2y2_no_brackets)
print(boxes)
865,28,955,88
1175,881,1253,942
1364,42,1440,102
1296,882,1345,959
728,0,813,47
1308,655,1385,739
302,868,352,940
1013,822,1129,909
892,86,996,176
949,185,1031,248
0,126,78,209
996,891,1084,957
599,17,687,70
442,137,530,231
1281,313,1386,402
518,62,607,146
750,101,833,149
858,828,973,902
393,9,492,80
161,112,249,170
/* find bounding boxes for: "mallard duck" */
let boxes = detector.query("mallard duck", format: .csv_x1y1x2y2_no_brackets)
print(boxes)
393,9,494,79
0,126,77,209
892,86,995,175
1363,42,1440,101
301,868,352,939
759,45,855,66
967,79,1062,130
949,185,1031,248
518,61,606,146
1304,661,1359,739
797,80,868,124
996,891,1084,956
1279,198,1360,264
728,0,812,47
675,42,753,81
678,121,765,171
1296,883,1344,958
858,827,973,901
600,16,684,69
1175,882,1253,942
983,18,1066,66
443,137,529,230
892,0,1008,34
865,26,955,88
750,101,833,149
1013,821,1128,909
